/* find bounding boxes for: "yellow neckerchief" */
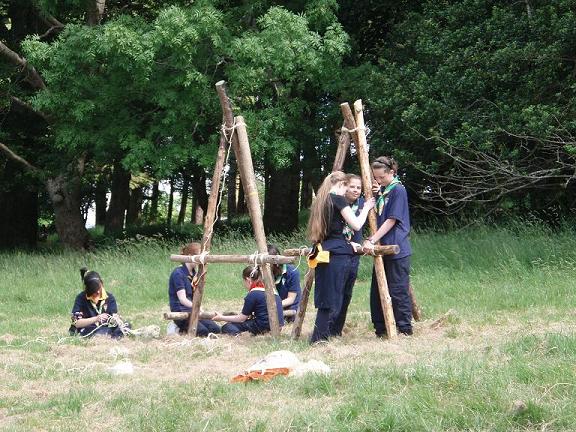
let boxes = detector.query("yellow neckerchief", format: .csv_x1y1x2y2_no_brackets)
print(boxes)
87,288,108,314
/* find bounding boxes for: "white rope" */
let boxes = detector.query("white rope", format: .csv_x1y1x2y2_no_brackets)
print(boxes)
341,126,366,134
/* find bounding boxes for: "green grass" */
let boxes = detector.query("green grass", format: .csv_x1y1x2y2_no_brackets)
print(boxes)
1,225,576,431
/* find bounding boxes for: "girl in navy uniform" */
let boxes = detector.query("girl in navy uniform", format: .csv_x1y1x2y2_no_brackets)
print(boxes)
268,244,301,322
362,156,413,336
330,174,365,337
307,171,374,343
213,266,284,335
168,242,221,336
69,268,126,338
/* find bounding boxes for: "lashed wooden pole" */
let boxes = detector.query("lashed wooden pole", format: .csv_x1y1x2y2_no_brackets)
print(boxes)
187,108,229,335
353,99,397,339
233,115,281,336
171,254,296,265
283,245,399,257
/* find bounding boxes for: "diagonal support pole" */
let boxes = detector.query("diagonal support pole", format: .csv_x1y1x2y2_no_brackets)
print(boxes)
352,99,397,339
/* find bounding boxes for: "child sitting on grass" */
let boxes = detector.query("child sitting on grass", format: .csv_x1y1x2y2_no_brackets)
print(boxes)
69,267,128,338
213,266,284,336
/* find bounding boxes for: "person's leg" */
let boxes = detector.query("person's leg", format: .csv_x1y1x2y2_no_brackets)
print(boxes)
385,257,413,335
311,308,331,343
221,322,242,335
196,319,221,337
331,261,358,336
370,268,387,336
175,319,189,334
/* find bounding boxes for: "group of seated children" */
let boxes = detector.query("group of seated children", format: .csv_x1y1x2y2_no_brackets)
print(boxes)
70,242,301,338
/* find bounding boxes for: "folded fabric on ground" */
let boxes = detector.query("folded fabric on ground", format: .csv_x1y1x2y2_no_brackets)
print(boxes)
231,350,330,383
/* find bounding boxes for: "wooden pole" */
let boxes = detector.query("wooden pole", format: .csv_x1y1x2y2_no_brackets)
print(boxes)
332,124,351,173
187,113,229,335
233,115,281,336
283,245,399,257
165,311,216,321
170,254,296,265
215,81,240,154
353,99,397,339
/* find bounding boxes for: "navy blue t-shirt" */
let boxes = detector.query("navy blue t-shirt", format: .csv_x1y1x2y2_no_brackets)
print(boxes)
376,184,412,260
322,194,354,255
241,288,285,331
350,197,365,265
275,264,301,311
168,264,196,312
70,291,118,336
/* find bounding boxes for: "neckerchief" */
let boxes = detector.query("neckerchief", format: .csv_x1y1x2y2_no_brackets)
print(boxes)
274,265,287,285
249,281,265,291
342,200,360,242
376,176,401,216
186,267,199,291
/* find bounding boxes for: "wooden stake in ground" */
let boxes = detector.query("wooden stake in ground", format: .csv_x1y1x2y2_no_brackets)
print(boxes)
187,104,230,335
353,99,397,339
233,115,281,336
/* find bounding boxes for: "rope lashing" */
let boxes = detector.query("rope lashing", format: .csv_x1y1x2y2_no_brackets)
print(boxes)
340,126,366,134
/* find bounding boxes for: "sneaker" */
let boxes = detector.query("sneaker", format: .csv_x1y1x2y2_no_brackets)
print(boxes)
166,321,179,336
399,328,413,336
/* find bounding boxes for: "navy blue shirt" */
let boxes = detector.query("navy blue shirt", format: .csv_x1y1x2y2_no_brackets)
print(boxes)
322,194,354,255
350,197,365,266
242,288,285,331
376,184,412,260
275,264,301,311
70,290,118,336
168,264,196,312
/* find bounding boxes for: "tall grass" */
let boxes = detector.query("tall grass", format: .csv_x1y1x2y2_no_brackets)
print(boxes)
1,224,575,431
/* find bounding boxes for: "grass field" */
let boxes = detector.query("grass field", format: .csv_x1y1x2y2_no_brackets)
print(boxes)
1,225,576,431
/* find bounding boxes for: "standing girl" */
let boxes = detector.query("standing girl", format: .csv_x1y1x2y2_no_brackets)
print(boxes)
362,156,413,336
307,171,374,343
330,174,365,337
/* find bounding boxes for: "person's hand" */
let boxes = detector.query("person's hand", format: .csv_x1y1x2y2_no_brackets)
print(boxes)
350,242,362,253
372,182,380,194
364,197,375,210
212,313,223,321
98,313,110,323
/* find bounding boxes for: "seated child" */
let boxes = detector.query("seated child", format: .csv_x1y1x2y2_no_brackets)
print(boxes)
213,266,284,335
69,267,128,338
168,242,221,336
268,244,301,322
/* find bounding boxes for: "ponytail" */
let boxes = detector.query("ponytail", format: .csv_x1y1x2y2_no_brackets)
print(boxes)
307,171,347,243
80,267,102,297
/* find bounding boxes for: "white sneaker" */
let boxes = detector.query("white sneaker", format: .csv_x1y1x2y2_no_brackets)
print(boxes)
166,321,179,336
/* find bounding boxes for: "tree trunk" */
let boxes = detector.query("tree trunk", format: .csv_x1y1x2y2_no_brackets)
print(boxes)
0,160,38,249
105,161,130,235
126,186,143,226
150,181,159,222
46,173,90,249
264,152,300,233
94,174,107,226
177,171,190,225
167,178,174,226
191,166,208,219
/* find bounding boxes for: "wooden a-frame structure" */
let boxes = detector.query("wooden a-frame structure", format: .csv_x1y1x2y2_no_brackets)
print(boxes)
168,82,419,339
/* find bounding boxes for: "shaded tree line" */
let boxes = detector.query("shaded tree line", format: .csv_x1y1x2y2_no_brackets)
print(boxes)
1,0,576,249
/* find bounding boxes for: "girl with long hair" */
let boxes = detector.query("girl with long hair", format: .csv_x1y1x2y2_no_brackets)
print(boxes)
307,171,374,343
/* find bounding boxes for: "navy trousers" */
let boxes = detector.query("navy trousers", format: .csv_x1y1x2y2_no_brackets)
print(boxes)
311,254,354,343
370,256,412,335
329,258,359,337
221,320,265,336
176,319,221,336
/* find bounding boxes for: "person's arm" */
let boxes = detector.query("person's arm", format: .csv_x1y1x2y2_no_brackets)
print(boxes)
176,289,193,309
282,292,297,308
340,198,375,231
74,314,109,329
212,312,249,323
363,218,397,248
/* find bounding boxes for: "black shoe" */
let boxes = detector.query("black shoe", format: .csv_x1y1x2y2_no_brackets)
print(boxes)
375,331,387,338
399,328,413,336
